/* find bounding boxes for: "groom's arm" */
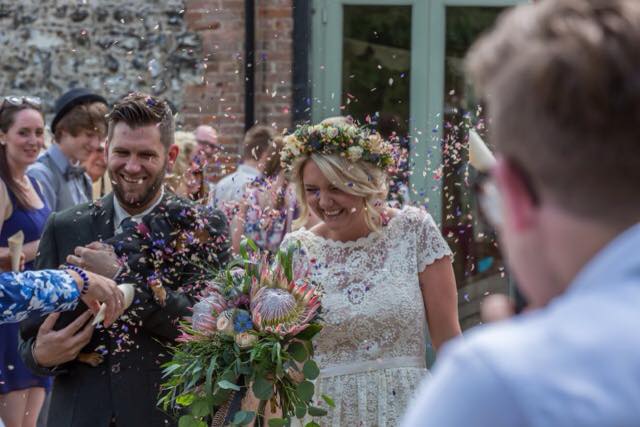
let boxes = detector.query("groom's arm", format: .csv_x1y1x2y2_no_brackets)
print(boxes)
20,212,81,375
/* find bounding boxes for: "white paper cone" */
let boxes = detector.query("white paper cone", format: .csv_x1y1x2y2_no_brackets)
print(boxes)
8,231,24,272
468,130,496,173
93,283,135,325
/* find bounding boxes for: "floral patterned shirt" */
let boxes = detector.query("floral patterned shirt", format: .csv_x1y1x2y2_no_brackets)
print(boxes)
0,269,79,324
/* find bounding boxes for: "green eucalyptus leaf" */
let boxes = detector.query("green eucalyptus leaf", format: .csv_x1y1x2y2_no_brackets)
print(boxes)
178,415,199,427
231,410,255,426
304,422,320,427
205,357,217,396
218,380,241,391
295,404,307,419
191,399,210,418
321,394,335,408
294,324,322,341
308,406,328,417
176,393,195,407
288,342,308,362
268,419,288,427
253,375,274,400
302,360,320,380
296,381,315,402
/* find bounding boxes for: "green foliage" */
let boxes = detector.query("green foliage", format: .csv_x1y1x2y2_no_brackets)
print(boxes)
321,394,335,408
287,342,308,363
302,360,320,380
296,381,315,402
231,411,255,426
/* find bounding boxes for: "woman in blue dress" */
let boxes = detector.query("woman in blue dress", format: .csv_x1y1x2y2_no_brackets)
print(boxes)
0,97,51,427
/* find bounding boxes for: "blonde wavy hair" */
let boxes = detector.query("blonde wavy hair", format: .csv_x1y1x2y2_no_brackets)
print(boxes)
291,153,389,231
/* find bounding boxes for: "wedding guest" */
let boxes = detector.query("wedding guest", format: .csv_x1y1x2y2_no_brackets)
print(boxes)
211,125,275,212
404,1,640,425
231,136,297,255
279,120,462,425
27,88,108,212
0,96,52,427
83,141,112,200
166,130,207,202
193,124,221,165
18,93,230,427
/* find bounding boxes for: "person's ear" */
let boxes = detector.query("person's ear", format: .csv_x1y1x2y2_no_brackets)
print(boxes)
493,156,538,232
166,144,179,171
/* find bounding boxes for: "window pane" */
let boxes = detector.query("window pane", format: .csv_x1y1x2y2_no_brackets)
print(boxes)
342,5,412,137
441,6,508,330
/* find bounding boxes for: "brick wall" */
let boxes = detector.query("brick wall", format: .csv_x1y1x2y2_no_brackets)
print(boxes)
183,0,294,157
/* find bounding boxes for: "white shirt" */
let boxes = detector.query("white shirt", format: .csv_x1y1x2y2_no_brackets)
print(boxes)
402,223,640,427
113,187,165,234
210,164,260,210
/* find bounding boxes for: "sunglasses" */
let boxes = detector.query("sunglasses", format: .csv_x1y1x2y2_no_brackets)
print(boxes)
1,96,43,110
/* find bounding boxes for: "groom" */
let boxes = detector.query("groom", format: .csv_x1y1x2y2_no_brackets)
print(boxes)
19,93,230,427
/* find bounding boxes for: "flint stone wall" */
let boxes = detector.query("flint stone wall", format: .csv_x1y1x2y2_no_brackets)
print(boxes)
0,0,203,119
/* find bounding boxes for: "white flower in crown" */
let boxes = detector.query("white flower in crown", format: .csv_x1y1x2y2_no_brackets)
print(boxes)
346,125,359,138
347,146,364,161
326,126,339,139
367,133,385,154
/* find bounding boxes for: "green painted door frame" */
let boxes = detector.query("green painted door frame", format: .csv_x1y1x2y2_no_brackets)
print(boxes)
311,0,525,225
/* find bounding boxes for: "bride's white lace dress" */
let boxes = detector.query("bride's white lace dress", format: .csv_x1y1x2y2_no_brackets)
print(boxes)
280,207,452,426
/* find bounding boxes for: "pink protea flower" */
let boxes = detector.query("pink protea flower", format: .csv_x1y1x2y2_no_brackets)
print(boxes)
250,269,321,337
191,291,228,333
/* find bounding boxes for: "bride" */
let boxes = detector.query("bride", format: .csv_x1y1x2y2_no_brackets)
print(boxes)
279,119,462,426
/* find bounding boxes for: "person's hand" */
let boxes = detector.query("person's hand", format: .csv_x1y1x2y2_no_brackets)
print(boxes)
66,241,120,278
66,270,125,327
32,311,95,367
0,248,25,271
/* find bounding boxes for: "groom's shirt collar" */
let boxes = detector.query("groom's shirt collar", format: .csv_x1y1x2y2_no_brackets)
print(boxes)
113,187,165,234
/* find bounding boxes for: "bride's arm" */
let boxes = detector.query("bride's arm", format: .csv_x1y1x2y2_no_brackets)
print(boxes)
419,258,462,352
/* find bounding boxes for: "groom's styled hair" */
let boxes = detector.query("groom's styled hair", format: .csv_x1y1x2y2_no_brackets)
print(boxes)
466,0,640,226
107,92,175,150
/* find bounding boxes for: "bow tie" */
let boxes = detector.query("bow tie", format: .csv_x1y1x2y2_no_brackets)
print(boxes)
64,165,86,180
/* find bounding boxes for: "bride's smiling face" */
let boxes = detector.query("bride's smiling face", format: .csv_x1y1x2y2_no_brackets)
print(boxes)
302,159,366,233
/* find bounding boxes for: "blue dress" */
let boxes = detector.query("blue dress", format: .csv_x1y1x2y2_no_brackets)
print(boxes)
0,177,52,393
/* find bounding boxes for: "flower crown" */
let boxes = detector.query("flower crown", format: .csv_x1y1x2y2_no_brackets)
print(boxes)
280,122,395,170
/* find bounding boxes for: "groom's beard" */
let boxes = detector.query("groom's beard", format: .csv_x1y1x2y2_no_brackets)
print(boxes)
110,162,166,213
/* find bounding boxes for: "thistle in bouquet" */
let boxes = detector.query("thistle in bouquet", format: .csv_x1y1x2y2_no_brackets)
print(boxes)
159,240,332,427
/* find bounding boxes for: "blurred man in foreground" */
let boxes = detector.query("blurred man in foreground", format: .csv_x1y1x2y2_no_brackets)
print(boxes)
404,1,640,426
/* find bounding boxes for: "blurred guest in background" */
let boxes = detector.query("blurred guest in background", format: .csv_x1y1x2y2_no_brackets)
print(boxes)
231,136,296,255
27,88,108,212
83,141,111,200
166,130,208,202
210,125,276,213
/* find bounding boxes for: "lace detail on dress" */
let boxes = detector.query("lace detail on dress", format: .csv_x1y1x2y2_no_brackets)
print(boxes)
280,207,452,426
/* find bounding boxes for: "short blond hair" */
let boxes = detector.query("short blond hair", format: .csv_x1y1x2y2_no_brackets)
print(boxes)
466,0,640,225
290,153,388,231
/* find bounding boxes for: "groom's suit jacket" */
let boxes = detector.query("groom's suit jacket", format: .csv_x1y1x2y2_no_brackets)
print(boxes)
19,192,230,427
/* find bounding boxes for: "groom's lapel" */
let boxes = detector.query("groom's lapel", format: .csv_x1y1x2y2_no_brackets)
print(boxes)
90,192,116,242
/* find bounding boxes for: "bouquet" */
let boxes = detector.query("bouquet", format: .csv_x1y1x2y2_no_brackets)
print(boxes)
159,241,331,427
